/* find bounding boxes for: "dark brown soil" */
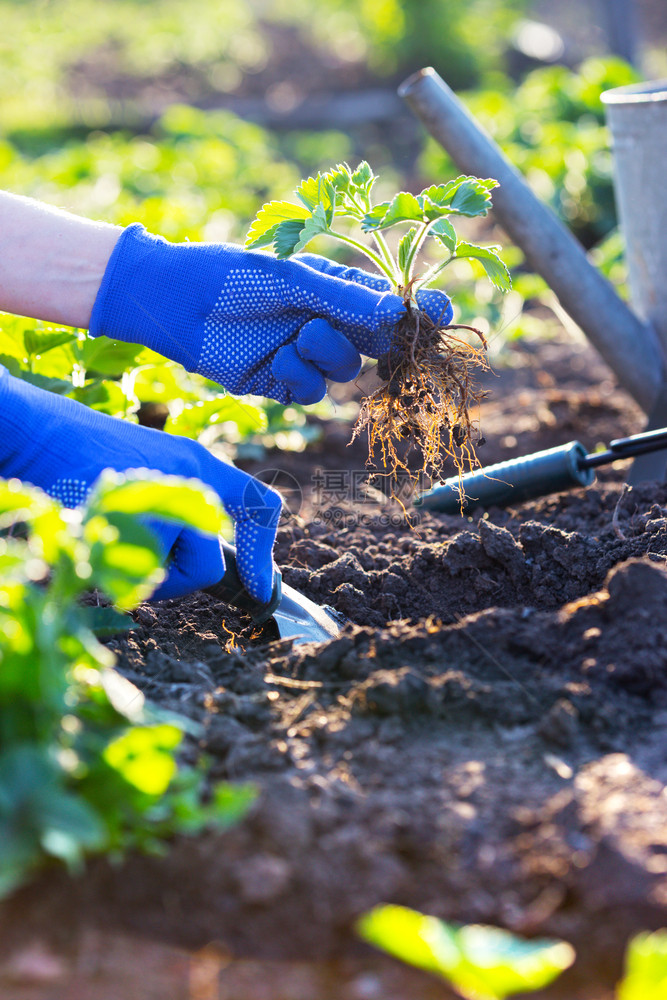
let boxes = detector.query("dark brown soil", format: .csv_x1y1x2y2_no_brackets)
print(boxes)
3,334,667,1000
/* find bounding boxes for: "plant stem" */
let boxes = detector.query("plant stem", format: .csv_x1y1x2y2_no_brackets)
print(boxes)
372,230,400,283
403,221,434,286
328,231,397,285
415,255,455,290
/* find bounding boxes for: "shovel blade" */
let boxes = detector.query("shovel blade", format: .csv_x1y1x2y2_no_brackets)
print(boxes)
273,582,346,644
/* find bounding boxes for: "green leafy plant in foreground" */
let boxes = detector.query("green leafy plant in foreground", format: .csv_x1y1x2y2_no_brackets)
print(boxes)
357,904,574,1000
0,472,254,897
358,904,667,999
246,161,509,296
618,929,667,1000
247,162,510,489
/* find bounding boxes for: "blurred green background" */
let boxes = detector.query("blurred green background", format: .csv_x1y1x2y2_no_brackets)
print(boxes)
1,0,666,445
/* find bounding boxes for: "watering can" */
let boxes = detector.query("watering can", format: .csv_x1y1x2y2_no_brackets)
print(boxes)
398,69,667,486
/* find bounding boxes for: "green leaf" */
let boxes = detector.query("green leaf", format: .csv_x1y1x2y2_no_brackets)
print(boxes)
70,378,129,416
86,471,226,537
272,218,308,259
361,201,391,231
245,200,309,250
430,218,458,253
294,204,331,252
618,930,667,1000
349,161,377,204
420,176,497,219
210,782,257,827
0,746,105,872
15,371,72,395
328,162,353,195
103,724,183,796
357,906,574,1000
166,395,268,440
398,227,418,274
0,327,28,364
0,353,22,376
351,161,375,189
450,177,497,216
23,328,77,358
0,479,54,523
86,515,164,609
362,191,424,231
455,243,511,292
78,338,145,378
295,173,336,224
39,791,106,860
81,606,136,638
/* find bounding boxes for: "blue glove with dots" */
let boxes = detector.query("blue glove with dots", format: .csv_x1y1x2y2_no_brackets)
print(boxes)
0,366,280,603
90,225,453,405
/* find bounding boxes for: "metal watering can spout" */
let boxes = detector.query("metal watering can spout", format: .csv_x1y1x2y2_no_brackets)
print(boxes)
398,68,667,419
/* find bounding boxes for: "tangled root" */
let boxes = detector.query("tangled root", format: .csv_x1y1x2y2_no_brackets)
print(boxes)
351,293,490,502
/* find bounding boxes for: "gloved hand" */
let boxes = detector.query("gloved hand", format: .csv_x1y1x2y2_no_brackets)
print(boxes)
90,224,453,405
0,366,280,603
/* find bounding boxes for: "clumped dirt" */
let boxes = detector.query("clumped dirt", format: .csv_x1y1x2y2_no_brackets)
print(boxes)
3,336,667,1000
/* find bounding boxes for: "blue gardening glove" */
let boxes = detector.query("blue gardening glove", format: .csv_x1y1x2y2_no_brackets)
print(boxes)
90,224,453,405
0,366,280,603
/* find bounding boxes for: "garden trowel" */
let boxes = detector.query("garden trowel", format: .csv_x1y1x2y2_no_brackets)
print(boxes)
205,540,345,645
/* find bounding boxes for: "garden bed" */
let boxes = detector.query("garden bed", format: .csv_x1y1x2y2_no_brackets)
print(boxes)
2,332,666,1000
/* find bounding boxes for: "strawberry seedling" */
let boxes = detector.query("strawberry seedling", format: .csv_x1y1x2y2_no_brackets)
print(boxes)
246,162,510,488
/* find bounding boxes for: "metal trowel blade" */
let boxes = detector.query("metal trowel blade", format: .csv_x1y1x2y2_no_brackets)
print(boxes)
272,581,346,644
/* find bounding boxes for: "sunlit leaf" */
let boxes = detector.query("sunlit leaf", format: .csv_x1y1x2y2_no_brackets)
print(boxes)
450,177,497,216
455,243,511,292
70,378,129,416
362,191,423,231
360,201,390,231
357,905,574,1000
351,161,375,189
618,930,667,1000
103,724,182,795
0,478,56,526
0,327,27,364
86,471,225,537
398,227,418,274
430,218,458,253
328,162,353,195
23,328,77,358
166,395,267,439
245,200,309,250
273,218,308,259
295,173,336,224
78,338,145,378
420,176,497,219
294,204,331,251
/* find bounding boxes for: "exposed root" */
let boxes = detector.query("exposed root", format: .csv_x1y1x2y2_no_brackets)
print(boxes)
351,294,490,505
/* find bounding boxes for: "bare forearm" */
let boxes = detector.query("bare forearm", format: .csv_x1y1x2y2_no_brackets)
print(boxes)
0,191,122,328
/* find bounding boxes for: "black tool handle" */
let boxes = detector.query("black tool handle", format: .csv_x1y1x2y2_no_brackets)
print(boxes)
204,540,282,625
415,440,595,514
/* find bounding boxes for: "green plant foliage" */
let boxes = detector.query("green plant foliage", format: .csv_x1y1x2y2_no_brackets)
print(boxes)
617,929,667,1000
0,472,254,896
246,161,510,296
357,905,575,1000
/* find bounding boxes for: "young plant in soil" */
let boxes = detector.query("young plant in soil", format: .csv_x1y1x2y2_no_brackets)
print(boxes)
246,162,510,491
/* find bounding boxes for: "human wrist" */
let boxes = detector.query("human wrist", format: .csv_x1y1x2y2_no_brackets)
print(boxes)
0,192,122,329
